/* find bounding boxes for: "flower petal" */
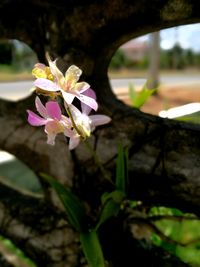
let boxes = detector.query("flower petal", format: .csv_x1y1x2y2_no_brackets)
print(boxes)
67,104,82,121
61,90,76,104
89,115,111,129
46,53,65,84
76,94,98,111
34,78,60,92
75,82,90,93
69,135,80,150
65,65,82,84
45,120,63,145
32,65,47,79
81,88,96,115
45,120,63,134
67,105,91,138
34,63,46,69
61,115,72,128
27,110,47,126
83,88,96,99
63,127,74,138
46,132,56,145
35,96,48,118
59,115,74,137
46,101,61,120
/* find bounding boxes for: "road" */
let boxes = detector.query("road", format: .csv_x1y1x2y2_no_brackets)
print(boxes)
110,74,200,89
0,80,33,100
0,74,200,100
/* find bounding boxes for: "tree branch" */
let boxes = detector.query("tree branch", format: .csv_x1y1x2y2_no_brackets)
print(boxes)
73,105,200,215
0,93,200,215
0,0,200,266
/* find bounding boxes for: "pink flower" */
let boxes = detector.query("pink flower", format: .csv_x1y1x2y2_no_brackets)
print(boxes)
34,53,98,111
27,96,73,145
66,89,111,149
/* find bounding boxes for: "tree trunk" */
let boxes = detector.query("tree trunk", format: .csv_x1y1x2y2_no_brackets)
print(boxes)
147,32,160,89
0,0,200,266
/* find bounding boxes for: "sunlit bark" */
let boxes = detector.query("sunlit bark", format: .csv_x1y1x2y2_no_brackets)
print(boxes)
0,0,200,266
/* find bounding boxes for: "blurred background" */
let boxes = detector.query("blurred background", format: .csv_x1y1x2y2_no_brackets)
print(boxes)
1,23,200,113
0,22,200,267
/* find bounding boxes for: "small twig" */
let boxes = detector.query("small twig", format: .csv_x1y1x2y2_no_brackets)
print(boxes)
149,214,199,222
129,216,200,247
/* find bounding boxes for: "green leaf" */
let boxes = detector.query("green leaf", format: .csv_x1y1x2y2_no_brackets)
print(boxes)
96,190,125,230
128,83,137,102
116,144,128,194
101,190,125,205
175,111,200,124
80,230,105,267
95,199,120,230
129,83,156,109
149,206,183,216
41,173,87,232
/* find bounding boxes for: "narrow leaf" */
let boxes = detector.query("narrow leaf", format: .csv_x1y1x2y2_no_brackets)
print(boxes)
95,199,120,230
41,173,87,232
128,83,137,106
101,190,125,205
80,230,105,267
129,83,156,108
175,111,200,124
97,190,125,230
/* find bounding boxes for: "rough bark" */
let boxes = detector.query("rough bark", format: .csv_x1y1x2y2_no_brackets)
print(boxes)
0,0,200,266
0,179,80,267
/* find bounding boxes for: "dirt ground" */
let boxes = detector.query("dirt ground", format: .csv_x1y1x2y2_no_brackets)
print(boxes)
116,83,200,116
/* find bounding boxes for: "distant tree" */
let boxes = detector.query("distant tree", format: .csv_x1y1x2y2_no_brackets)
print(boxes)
172,43,185,69
160,49,171,68
109,48,130,69
160,45,186,69
184,48,194,66
194,52,200,67
0,40,12,64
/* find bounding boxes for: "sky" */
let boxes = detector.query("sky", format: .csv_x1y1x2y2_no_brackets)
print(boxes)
138,22,200,52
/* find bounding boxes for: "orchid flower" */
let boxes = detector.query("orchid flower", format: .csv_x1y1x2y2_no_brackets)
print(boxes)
32,63,54,80
32,63,60,99
27,96,73,145
66,89,111,150
33,53,98,111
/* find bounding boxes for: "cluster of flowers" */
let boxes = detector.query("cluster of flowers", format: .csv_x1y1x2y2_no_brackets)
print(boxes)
27,53,111,150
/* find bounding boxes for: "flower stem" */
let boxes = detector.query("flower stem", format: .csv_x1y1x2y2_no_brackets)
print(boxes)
65,102,112,183
65,105,83,138
84,140,113,184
